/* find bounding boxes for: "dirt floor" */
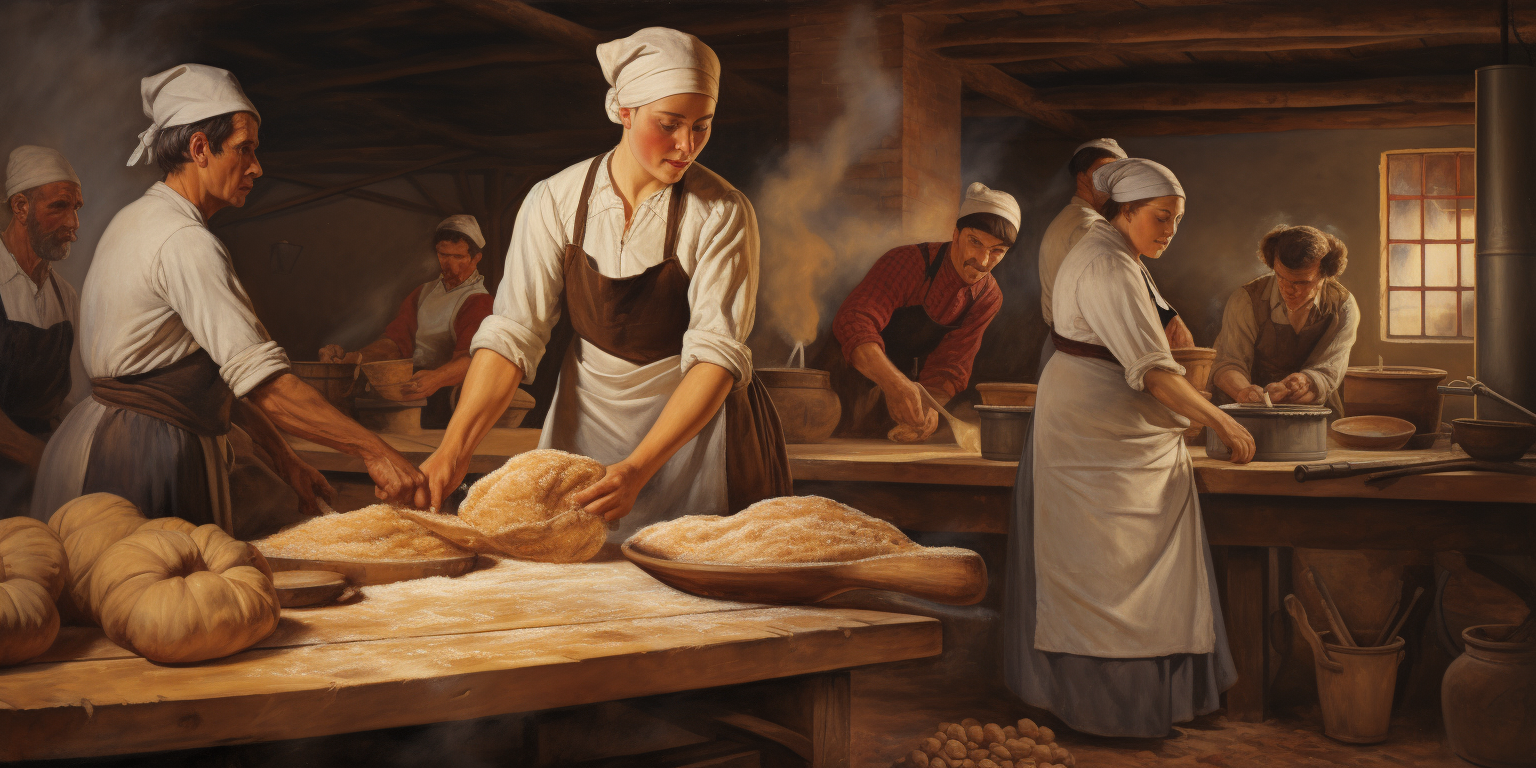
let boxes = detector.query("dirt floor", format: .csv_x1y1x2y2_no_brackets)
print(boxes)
852,659,1468,768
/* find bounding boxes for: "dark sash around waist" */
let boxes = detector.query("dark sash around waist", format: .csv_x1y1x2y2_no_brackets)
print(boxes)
1050,330,1119,366
91,349,235,437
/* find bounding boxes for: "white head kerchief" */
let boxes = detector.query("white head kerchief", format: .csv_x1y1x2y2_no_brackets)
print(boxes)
957,182,1021,231
436,214,485,249
6,146,80,198
1073,138,1128,159
127,63,260,167
1093,158,1184,202
597,27,720,125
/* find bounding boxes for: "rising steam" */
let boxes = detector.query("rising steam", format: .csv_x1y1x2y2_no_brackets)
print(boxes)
752,11,905,350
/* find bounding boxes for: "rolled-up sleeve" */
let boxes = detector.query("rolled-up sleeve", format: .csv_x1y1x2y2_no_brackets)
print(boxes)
1076,257,1183,391
680,191,757,387
470,180,567,382
1302,292,1359,400
155,227,290,397
1211,287,1258,389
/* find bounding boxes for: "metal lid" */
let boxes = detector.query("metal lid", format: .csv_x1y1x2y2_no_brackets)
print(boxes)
1344,365,1448,380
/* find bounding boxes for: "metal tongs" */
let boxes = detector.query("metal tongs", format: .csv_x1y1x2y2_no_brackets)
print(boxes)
1438,376,1536,422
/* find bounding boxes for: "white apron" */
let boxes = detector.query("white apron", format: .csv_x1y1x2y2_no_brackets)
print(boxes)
1033,221,1215,658
412,273,488,370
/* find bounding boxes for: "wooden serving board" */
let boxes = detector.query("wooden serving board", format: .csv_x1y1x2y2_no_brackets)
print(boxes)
263,553,478,586
272,570,348,607
621,543,988,605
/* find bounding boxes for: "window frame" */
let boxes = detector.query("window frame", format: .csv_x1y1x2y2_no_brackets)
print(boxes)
1379,147,1476,344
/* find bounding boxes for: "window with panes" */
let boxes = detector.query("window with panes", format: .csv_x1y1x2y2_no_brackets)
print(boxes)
1383,150,1475,340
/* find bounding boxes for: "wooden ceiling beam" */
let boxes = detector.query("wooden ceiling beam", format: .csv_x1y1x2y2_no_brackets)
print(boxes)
436,0,787,114
355,98,617,157
221,149,474,224
875,0,1221,13
1036,75,1474,112
262,173,443,216
937,35,1470,63
249,44,573,97
1096,103,1474,137
931,1,1499,48
954,62,1086,136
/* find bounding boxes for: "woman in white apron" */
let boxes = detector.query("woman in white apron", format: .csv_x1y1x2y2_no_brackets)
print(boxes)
418,27,789,537
1004,158,1256,737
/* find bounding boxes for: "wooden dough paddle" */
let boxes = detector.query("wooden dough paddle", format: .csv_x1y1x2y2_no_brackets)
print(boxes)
920,386,981,454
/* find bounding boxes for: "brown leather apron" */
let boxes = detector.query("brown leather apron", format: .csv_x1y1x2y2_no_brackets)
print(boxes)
0,273,73,517
1236,274,1348,414
82,349,235,528
562,157,791,513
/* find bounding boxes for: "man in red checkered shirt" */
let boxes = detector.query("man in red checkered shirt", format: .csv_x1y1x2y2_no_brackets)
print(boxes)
816,183,1018,440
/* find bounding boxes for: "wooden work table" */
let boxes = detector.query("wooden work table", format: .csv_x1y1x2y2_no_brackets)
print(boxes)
289,429,1536,725
0,555,939,764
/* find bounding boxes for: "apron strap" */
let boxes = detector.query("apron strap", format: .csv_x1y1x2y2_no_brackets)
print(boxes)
571,155,604,251
662,174,686,262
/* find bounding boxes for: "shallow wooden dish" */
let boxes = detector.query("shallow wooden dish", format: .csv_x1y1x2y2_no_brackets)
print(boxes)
272,570,348,608
262,552,477,586
976,382,1037,407
1452,418,1536,462
620,542,988,606
360,359,413,387
1330,415,1416,450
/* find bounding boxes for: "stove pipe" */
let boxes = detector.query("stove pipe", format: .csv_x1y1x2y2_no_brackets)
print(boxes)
1475,65,1536,419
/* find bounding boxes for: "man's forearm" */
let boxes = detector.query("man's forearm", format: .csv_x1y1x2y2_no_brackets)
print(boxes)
248,373,394,459
1214,368,1254,402
0,410,45,470
232,397,306,468
849,343,909,390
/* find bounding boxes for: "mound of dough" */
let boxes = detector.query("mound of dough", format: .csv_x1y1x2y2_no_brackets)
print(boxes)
255,505,470,561
627,495,923,565
889,410,939,443
452,449,607,563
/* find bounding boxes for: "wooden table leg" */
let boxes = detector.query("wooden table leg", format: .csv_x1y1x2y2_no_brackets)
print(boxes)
1220,545,1269,722
804,671,851,768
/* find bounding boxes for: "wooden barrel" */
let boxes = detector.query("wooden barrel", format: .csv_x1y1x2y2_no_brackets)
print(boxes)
291,361,357,411
1313,632,1405,744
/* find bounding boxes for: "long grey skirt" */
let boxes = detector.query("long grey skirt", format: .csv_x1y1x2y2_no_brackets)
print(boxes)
1003,419,1237,738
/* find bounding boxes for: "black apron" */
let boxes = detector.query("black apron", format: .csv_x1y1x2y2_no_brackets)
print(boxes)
0,273,73,517
818,242,970,437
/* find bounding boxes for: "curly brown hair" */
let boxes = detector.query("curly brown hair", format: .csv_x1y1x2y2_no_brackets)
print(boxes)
1258,225,1347,278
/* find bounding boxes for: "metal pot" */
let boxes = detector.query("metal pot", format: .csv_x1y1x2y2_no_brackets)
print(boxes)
755,367,841,444
1206,403,1331,462
975,405,1032,461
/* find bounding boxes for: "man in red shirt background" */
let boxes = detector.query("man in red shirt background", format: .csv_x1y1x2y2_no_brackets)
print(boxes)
321,215,493,428
817,183,1018,440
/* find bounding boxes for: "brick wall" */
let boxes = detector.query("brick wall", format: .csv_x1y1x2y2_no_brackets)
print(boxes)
787,9,961,241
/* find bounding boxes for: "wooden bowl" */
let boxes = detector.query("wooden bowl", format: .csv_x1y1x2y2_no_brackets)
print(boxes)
1172,347,1217,392
360,359,414,387
1330,415,1416,450
621,542,988,606
262,552,477,586
976,382,1037,407
1451,419,1536,462
272,570,347,608
369,381,417,402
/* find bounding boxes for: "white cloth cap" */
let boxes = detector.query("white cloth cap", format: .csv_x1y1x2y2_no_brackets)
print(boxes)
6,145,80,198
1093,158,1184,202
1073,138,1128,160
957,182,1021,231
436,214,485,248
597,27,720,125
127,63,260,167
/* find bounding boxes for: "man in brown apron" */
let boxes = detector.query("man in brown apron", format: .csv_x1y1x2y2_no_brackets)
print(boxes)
1212,225,1358,414
31,64,425,535
0,146,84,517
818,183,1018,439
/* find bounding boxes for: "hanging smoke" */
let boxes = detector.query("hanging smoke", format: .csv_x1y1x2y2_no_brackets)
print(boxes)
751,10,905,361
0,1,183,288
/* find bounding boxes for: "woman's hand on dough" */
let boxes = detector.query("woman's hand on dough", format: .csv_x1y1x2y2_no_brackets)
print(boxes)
1214,415,1256,464
418,449,469,512
573,461,648,522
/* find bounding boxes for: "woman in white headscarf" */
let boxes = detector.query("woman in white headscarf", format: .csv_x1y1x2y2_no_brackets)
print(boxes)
419,28,790,537
1003,158,1255,737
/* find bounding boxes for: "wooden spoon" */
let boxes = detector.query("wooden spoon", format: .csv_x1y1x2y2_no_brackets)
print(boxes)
920,386,982,454
1285,594,1343,672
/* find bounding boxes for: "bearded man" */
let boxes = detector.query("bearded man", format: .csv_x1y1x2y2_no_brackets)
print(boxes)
0,146,85,517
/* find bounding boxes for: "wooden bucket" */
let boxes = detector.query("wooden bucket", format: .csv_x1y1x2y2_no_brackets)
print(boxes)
1312,633,1406,744
1287,594,1406,744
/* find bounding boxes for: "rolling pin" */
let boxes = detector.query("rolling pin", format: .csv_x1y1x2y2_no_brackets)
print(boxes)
1294,456,1463,482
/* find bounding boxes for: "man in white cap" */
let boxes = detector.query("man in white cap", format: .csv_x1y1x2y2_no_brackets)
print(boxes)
0,146,85,517
32,63,425,535
819,182,1016,440
320,214,494,428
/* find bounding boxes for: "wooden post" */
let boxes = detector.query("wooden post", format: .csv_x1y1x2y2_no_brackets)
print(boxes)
804,671,851,768
1219,545,1269,722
